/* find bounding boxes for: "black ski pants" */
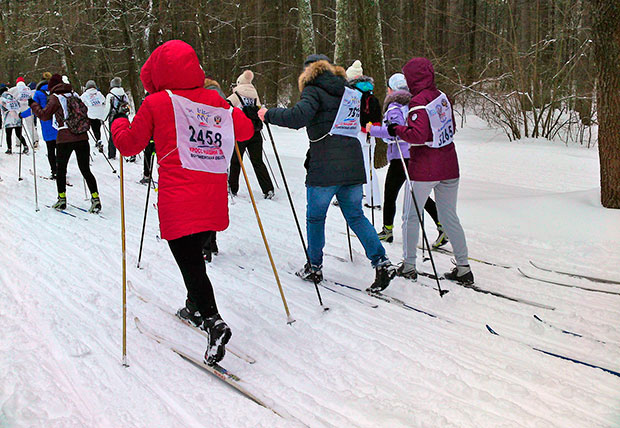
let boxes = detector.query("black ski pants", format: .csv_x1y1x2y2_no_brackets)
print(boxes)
228,132,274,195
383,158,440,228
107,119,116,159
143,140,155,178
56,140,98,195
5,127,27,150
168,231,219,318
46,139,57,176
90,119,102,142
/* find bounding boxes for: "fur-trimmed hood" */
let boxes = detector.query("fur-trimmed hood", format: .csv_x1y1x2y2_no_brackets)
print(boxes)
383,90,412,113
348,75,374,86
298,60,347,94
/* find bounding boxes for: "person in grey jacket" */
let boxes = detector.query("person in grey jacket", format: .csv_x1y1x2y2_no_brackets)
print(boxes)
258,54,395,292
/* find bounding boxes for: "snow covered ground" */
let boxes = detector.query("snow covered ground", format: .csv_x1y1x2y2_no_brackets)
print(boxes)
1,116,619,428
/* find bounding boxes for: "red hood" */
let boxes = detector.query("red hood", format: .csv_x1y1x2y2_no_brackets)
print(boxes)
141,40,205,93
402,57,436,97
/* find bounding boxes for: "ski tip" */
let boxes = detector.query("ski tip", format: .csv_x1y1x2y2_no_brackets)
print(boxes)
533,314,542,322
486,325,498,335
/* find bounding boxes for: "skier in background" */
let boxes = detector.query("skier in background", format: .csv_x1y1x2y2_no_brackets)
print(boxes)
227,69,275,200
102,77,130,160
0,86,29,155
81,80,106,152
346,60,382,209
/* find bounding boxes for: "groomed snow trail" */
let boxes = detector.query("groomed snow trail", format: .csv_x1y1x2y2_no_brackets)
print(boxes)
1,119,619,427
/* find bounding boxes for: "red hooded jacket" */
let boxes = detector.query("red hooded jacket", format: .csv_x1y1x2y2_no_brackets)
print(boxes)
112,40,254,240
394,58,460,182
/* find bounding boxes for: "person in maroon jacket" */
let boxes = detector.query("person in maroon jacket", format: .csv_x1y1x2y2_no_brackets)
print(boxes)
29,74,101,213
387,57,474,285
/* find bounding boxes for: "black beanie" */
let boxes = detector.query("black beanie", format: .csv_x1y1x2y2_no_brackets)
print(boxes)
303,54,331,67
48,74,63,90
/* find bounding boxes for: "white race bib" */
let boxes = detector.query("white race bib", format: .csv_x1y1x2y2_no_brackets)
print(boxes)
329,86,361,137
5,99,21,111
421,92,454,149
84,92,104,107
17,87,32,103
166,90,235,173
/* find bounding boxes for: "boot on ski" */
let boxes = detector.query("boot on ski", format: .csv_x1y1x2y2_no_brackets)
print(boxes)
367,261,397,293
444,265,474,285
22,143,29,155
296,262,323,283
176,300,203,327
377,225,394,243
395,262,418,280
89,193,102,213
95,140,104,153
432,223,449,249
264,190,275,200
5,148,12,154
52,194,67,211
203,313,232,366
139,175,150,185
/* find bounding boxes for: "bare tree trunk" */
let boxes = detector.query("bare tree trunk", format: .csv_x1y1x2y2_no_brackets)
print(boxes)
297,0,316,58
334,0,351,65
357,0,387,103
592,0,620,208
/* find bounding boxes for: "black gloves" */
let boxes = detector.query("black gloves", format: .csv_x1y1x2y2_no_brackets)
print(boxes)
27,98,35,107
387,123,398,137
112,112,128,122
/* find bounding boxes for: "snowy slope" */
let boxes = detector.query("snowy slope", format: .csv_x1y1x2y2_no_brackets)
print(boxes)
1,118,619,428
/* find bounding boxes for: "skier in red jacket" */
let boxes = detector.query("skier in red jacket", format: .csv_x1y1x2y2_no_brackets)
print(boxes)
111,40,254,365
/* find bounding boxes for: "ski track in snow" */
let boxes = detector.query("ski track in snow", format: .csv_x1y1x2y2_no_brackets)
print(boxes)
1,119,620,427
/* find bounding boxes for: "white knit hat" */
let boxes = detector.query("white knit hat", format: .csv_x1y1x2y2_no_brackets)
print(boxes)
236,70,254,85
388,73,408,91
346,60,363,80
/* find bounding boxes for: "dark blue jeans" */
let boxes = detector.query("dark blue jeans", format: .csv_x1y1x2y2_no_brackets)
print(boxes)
306,184,387,268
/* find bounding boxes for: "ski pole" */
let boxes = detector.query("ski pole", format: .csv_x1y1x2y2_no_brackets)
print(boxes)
235,139,296,323
119,154,129,366
22,126,39,211
18,130,24,181
137,149,155,269
367,134,375,227
346,224,353,262
395,141,447,297
260,131,279,189
89,128,118,175
264,123,327,311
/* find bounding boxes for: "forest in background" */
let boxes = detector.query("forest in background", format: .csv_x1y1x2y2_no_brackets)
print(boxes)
0,0,618,207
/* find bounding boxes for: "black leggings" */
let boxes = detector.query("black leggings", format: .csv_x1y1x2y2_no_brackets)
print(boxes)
5,127,26,150
143,140,155,177
383,158,440,228
168,231,218,318
46,140,57,175
228,132,274,195
90,119,102,141
56,140,98,195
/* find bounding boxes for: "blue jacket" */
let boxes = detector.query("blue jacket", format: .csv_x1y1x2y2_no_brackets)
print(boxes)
21,83,58,141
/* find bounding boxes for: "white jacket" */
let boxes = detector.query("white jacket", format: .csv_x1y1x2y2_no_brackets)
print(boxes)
9,82,33,113
81,88,106,120
102,87,130,121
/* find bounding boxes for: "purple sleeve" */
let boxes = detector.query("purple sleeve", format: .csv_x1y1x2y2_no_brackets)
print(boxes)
369,125,392,140
384,103,406,125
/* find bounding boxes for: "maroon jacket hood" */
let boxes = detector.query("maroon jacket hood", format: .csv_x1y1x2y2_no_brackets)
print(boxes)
402,57,436,97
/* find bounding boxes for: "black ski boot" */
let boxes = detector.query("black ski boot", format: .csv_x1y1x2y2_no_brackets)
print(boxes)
22,143,29,155
377,225,394,243
367,262,397,293
89,193,102,213
444,265,474,285
432,223,449,249
203,313,232,366
5,148,12,154
395,262,417,280
295,263,323,283
176,300,203,327
52,194,67,211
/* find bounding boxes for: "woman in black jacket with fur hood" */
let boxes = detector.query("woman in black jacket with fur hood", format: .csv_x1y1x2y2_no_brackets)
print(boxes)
258,54,395,293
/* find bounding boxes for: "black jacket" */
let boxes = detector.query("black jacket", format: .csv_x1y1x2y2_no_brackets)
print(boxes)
349,76,382,125
265,60,365,187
